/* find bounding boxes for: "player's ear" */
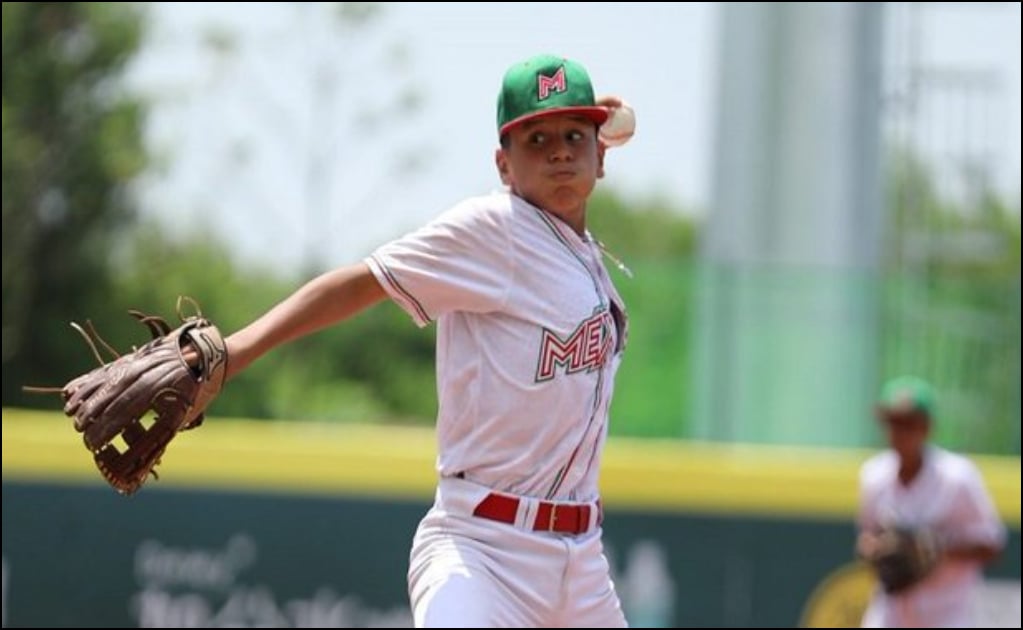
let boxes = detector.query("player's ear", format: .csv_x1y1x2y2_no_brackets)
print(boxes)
596,140,606,179
495,148,513,186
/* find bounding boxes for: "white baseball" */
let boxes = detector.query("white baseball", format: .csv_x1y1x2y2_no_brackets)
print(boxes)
598,102,635,147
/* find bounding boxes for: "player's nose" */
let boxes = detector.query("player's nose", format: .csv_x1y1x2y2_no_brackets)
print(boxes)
547,141,572,162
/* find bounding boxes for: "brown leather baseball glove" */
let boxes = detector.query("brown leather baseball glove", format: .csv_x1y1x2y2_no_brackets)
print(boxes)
27,298,228,495
864,526,940,594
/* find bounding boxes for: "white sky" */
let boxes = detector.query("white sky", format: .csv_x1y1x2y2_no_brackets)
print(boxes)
128,2,1021,272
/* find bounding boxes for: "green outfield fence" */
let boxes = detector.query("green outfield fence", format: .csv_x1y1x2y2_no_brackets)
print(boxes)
612,259,1020,455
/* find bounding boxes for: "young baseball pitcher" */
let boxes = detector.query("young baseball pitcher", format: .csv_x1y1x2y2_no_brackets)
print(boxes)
227,53,631,627
55,52,634,627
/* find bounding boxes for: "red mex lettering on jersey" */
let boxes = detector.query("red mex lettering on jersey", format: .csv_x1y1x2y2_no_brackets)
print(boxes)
537,66,567,101
535,309,615,382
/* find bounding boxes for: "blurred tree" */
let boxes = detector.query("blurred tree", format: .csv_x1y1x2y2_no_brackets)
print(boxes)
109,223,437,423
138,2,429,275
587,189,699,260
883,146,1021,453
2,2,147,405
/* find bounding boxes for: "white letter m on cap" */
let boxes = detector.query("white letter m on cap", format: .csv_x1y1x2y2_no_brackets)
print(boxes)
537,66,567,100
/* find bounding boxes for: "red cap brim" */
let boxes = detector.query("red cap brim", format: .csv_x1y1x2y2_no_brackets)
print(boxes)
499,106,609,136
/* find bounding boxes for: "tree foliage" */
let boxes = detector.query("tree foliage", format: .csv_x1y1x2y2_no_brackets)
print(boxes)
587,189,699,260
105,223,436,423
882,148,1020,453
2,2,147,405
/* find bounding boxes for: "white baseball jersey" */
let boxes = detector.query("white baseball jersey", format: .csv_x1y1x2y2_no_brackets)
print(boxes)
366,191,627,502
858,446,1006,628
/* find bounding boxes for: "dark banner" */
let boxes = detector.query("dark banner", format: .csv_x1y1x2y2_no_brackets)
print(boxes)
2,481,1019,628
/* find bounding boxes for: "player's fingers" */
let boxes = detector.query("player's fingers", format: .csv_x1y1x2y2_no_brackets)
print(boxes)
595,94,623,110
857,531,880,558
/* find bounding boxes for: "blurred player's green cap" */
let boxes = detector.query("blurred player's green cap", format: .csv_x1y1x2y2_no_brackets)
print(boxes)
876,376,936,419
497,54,608,136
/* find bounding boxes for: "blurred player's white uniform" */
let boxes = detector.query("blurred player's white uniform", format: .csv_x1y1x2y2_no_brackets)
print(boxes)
858,446,1006,628
367,191,628,627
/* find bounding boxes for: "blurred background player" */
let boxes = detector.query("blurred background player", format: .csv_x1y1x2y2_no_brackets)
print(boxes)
857,376,1006,627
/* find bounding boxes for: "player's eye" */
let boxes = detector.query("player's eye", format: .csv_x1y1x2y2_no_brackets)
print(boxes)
566,129,585,142
529,131,547,145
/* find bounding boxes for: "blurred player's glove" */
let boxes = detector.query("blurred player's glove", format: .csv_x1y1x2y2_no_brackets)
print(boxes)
865,526,940,594
27,298,227,495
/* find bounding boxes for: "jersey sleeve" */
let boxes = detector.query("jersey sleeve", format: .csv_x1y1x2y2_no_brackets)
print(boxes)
947,460,1007,549
365,198,514,327
857,454,892,532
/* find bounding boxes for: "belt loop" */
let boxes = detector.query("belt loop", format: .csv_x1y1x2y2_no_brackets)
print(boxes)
517,497,537,530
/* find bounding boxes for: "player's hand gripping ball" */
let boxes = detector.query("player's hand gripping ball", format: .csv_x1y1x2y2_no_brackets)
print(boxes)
598,101,635,147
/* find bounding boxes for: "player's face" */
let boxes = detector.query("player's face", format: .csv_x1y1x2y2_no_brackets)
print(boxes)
880,412,930,459
495,114,605,231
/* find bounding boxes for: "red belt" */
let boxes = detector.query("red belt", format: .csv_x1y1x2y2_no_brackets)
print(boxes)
472,493,600,535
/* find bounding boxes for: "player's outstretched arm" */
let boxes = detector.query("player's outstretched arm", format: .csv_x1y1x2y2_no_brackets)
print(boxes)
941,541,1002,564
224,262,387,379
27,260,385,495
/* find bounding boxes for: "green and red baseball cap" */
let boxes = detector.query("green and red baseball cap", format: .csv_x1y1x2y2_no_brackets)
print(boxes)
497,54,609,136
876,375,936,420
